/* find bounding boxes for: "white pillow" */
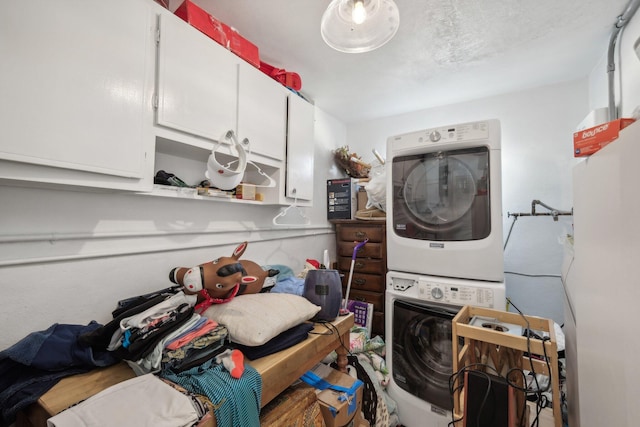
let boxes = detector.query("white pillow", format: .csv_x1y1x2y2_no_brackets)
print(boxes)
202,293,321,346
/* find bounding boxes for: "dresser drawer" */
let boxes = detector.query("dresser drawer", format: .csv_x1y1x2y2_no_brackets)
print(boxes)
336,224,385,243
337,241,384,259
340,271,385,293
343,288,384,312
337,256,385,275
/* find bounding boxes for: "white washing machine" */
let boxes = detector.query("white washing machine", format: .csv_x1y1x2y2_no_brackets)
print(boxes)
385,270,506,427
386,119,504,282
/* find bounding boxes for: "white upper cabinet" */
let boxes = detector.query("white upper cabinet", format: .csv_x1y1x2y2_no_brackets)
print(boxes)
0,0,314,205
0,0,154,190
237,62,288,161
155,13,237,142
155,13,288,164
286,94,315,201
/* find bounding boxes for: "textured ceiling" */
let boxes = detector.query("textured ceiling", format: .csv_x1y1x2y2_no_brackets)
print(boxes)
188,0,629,123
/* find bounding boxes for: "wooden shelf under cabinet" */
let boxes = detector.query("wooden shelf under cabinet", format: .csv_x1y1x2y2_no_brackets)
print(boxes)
333,219,386,337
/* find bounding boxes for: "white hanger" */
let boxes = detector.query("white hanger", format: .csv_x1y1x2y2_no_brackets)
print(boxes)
272,196,311,226
219,136,276,188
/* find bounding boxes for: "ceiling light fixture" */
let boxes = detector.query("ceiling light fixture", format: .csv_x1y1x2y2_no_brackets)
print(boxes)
321,0,400,54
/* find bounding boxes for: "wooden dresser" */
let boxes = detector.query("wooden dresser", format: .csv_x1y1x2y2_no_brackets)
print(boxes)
333,219,386,337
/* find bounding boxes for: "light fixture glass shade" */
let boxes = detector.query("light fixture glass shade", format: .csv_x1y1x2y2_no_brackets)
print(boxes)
321,0,400,53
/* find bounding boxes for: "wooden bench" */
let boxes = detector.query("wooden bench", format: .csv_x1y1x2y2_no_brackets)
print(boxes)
16,314,354,427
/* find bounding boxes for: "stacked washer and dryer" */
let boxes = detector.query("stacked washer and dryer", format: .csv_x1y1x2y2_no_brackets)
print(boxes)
384,119,506,427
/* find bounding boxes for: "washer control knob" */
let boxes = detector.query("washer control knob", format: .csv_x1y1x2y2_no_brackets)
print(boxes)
429,131,441,142
431,286,444,300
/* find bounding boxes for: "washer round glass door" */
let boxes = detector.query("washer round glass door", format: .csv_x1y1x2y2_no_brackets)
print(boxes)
391,299,458,411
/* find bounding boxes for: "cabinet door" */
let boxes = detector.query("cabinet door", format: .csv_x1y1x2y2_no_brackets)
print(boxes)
0,1,151,182
156,14,237,141
286,94,315,201
238,62,287,161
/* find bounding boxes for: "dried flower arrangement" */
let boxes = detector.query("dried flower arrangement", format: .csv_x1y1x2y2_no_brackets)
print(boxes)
333,146,371,178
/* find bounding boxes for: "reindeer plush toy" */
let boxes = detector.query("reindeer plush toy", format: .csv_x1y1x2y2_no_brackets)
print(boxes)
169,241,278,312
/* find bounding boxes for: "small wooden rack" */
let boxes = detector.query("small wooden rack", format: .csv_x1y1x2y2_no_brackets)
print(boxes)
451,306,561,427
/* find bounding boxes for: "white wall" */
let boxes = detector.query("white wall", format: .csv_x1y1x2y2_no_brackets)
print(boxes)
0,108,347,351
620,11,640,116
346,79,590,325
589,6,640,117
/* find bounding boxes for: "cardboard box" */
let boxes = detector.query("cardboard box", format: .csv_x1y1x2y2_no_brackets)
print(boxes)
174,0,228,47
235,183,255,200
356,187,368,211
308,363,363,427
327,178,358,220
573,118,635,157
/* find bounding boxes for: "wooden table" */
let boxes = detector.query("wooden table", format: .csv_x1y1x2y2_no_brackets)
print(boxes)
16,313,354,427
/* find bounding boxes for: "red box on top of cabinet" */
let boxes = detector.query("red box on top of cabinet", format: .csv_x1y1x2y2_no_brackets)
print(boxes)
174,0,228,47
224,26,260,68
573,118,636,157
174,0,260,68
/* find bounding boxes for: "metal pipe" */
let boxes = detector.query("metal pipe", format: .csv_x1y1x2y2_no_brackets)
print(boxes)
508,211,573,221
511,199,573,221
607,0,640,121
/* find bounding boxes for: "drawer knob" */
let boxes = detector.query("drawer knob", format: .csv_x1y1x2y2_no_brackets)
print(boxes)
355,261,365,269
354,278,366,286
355,231,367,239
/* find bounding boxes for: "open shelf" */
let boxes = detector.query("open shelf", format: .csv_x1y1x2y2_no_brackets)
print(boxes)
152,136,282,204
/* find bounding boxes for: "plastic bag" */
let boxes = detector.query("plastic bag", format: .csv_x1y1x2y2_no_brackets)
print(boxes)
362,164,386,212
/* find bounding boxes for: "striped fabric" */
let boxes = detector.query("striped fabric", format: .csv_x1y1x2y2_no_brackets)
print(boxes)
162,359,262,427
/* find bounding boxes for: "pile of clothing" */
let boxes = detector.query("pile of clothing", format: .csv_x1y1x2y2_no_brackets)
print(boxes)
79,287,230,375
0,287,263,427
0,321,119,426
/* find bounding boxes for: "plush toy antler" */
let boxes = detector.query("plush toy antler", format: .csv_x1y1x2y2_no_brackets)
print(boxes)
169,242,279,309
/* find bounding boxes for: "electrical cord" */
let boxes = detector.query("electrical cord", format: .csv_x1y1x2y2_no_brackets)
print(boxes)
506,297,553,427
309,320,352,357
447,363,502,427
505,271,561,279
504,213,519,250
448,300,555,427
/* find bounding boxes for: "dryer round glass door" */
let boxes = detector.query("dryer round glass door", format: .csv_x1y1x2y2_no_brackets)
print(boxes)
391,299,459,411
391,146,491,241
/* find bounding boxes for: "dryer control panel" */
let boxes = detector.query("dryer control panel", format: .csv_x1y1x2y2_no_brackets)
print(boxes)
389,120,492,152
417,279,495,308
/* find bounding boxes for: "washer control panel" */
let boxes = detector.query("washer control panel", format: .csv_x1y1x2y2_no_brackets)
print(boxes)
417,279,495,308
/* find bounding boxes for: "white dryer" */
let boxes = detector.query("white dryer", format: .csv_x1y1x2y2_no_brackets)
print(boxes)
386,119,504,282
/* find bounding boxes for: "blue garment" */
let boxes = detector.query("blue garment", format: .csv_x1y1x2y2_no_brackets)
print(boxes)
0,322,118,427
262,264,295,281
269,276,305,296
162,359,262,427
